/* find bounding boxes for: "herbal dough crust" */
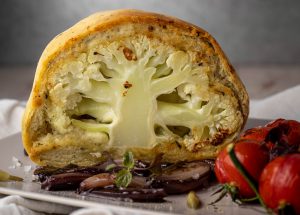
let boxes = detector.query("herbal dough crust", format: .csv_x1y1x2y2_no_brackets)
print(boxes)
22,9,249,167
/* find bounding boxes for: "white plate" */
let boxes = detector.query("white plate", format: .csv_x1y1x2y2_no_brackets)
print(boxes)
0,119,268,215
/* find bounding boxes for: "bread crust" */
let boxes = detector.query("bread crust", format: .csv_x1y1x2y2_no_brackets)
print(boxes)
22,9,249,166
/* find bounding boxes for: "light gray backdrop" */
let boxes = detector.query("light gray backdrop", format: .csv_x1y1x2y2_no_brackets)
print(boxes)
1,0,300,66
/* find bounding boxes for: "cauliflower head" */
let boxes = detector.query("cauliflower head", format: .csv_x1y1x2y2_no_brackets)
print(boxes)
22,10,248,167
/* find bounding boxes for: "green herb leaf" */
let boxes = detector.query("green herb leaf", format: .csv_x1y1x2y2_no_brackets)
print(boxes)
115,169,132,188
105,163,116,171
114,151,134,188
123,151,134,169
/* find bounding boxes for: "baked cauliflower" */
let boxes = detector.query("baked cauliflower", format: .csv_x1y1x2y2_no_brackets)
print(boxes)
22,10,248,167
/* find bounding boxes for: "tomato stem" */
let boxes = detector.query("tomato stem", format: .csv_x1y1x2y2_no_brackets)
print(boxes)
227,144,271,214
240,196,259,203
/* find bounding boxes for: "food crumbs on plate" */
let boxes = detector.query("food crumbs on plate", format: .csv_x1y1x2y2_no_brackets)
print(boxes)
23,165,32,172
9,156,23,169
187,191,201,209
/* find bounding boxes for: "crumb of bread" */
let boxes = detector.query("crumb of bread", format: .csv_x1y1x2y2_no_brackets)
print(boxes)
9,156,23,169
23,165,32,172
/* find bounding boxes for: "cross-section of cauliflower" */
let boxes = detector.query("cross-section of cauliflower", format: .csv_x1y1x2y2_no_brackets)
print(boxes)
48,36,242,154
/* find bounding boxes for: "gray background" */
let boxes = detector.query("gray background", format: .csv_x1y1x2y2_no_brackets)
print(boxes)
0,0,300,66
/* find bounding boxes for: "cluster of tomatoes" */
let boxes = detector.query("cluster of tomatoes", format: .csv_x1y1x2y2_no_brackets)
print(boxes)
214,119,300,214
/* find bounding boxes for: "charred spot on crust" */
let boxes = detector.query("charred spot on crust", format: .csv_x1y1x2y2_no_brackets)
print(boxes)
196,31,201,37
211,129,230,146
191,129,230,152
123,47,137,61
148,25,155,32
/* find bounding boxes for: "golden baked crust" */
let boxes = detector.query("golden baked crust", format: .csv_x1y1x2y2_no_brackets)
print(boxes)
22,9,249,167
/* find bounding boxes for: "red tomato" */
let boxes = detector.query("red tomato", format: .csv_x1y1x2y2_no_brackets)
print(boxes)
240,119,284,143
239,120,283,150
214,141,269,198
266,119,300,145
259,154,300,214
241,119,300,155
284,120,300,146
265,118,286,128
240,127,270,143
